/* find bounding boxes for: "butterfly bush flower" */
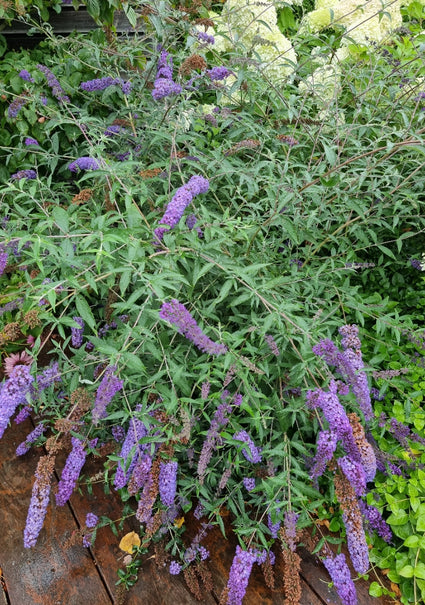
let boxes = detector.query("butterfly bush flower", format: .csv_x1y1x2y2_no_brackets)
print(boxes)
92,365,124,424
80,76,120,91
154,175,209,242
24,455,55,548
207,66,230,81
227,546,257,605
25,137,39,146
197,31,215,44
55,437,87,506
37,64,69,103
337,455,366,496
114,416,148,489
310,429,337,479
198,391,241,482
243,477,255,491
0,365,34,439
68,157,101,173
323,553,357,605
264,334,279,356
283,511,299,552
313,326,372,421
159,460,178,506
10,169,37,181
159,299,226,355
169,561,182,575
359,502,392,543
16,423,45,456
152,50,182,100
85,513,99,528
0,252,8,276
8,94,29,119
233,430,262,463
19,69,35,82
71,316,84,348
307,381,361,466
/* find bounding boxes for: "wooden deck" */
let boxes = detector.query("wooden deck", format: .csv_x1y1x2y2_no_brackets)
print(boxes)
0,418,397,605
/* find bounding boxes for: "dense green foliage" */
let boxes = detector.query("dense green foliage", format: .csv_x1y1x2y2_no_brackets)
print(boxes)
1,0,425,603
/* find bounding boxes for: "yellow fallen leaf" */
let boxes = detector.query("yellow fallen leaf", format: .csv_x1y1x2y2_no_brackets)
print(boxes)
174,516,185,528
119,531,141,554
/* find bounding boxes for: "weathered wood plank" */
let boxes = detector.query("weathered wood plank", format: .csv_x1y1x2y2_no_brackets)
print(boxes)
0,419,112,605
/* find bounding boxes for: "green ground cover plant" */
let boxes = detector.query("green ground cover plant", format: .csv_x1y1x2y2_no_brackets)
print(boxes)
0,0,425,603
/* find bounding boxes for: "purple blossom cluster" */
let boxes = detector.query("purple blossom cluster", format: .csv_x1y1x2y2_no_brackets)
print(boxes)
152,50,182,101
283,511,299,551
23,456,54,548
264,334,279,356
185,213,203,238
68,157,101,172
197,31,215,45
359,501,392,543
16,423,46,456
8,94,29,119
114,416,148,489
55,437,87,506
0,252,8,276
25,138,39,146
197,391,241,482
80,76,132,95
159,299,226,355
312,325,372,421
310,429,337,479
243,477,256,491
85,512,99,528
71,316,84,348
307,381,362,466
37,64,70,103
158,460,178,507
233,430,262,463
0,297,24,316
337,456,366,497
207,67,230,81
0,365,34,439
227,546,257,605
10,169,37,181
323,553,357,605
92,365,124,424
154,175,209,242
169,561,182,575
19,69,35,82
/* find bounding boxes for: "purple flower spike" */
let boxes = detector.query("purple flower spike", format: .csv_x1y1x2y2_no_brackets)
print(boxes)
71,316,84,348
37,64,69,103
323,553,358,605
227,546,257,605
233,430,262,463
55,437,87,506
92,365,123,424
159,460,178,507
0,252,8,276
80,76,119,92
154,175,209,242
0,365,34,439
19,69,35,82
68,157,101,172
25,138,39,146
159,299,226,355
207,67,230,81
10,169,37,181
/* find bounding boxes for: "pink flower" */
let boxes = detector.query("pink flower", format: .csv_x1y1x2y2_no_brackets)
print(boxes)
4,351,33,376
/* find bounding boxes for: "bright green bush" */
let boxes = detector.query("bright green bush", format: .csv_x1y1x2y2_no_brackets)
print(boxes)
0,1,425,603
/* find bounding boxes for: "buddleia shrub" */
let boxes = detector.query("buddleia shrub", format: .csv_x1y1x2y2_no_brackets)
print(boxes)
0,1,425,604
